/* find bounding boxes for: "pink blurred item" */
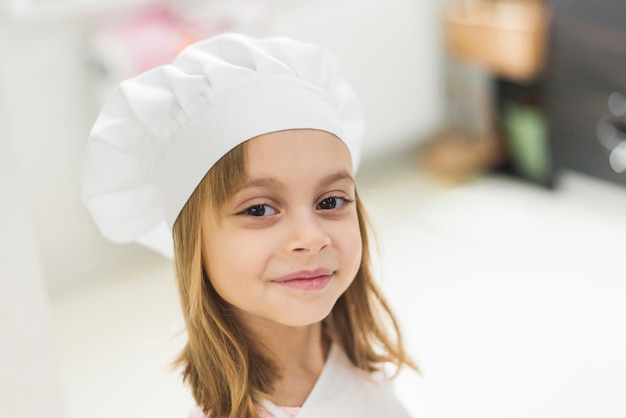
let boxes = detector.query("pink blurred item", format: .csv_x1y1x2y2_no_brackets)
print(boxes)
91,7,231,77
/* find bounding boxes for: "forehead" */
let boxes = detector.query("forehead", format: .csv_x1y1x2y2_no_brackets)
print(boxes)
244,129,353,178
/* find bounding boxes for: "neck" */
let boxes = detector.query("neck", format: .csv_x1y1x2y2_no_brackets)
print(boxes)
240,317,331,407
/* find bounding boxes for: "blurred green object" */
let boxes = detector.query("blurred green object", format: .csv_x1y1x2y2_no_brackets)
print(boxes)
503,101,550,184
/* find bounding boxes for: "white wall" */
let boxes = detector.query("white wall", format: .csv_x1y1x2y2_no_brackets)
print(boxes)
0,19,156,290
0,0,444,287
267,0,445,160
0,52,67,418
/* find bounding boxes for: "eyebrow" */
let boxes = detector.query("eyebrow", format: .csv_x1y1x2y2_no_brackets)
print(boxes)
236,170,355,193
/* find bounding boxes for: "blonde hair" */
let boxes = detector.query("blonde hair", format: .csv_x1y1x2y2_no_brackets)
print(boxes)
173,141,417,418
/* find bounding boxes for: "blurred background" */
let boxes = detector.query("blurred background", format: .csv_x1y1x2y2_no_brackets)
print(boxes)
1,0,625,417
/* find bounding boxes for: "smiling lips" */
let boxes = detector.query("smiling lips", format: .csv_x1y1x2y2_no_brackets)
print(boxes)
271,269,334,290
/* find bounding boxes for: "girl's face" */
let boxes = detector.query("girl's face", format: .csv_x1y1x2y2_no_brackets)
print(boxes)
200,129,362,329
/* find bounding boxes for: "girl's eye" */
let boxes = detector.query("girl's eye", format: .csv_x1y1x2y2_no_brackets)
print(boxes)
316,196,349,210
242,204,277,217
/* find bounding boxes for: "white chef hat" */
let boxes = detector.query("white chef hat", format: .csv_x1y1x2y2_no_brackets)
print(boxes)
81,32,364,258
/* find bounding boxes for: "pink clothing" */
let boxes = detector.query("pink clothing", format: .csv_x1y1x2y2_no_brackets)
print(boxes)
256,402,301,418
188,403,300,418
188,406,205,418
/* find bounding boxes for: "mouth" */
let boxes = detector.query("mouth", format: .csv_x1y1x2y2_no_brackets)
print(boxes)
271,269,335,291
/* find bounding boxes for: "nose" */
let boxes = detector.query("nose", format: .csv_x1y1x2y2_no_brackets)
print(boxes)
286,210,331,253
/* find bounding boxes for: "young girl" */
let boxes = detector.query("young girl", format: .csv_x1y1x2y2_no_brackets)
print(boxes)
81,33,417,417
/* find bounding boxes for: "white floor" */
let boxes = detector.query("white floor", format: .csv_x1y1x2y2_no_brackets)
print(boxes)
49,153,626,418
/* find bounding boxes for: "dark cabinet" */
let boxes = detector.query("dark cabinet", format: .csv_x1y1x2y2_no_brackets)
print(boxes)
546,0,626,187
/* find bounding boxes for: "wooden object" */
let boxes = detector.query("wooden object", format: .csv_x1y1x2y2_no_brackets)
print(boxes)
443,0,550,83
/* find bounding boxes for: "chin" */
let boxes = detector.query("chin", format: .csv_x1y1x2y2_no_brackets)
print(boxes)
277,302,337,328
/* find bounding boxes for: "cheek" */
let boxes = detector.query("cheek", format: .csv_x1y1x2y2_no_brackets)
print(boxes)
338,217,363,272
201,229,269,295
350,232,363,270
201,227,241,299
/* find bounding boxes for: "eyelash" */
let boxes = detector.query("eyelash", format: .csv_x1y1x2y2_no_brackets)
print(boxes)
316,196,352,210
239,195,353,218
240,204,276,217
